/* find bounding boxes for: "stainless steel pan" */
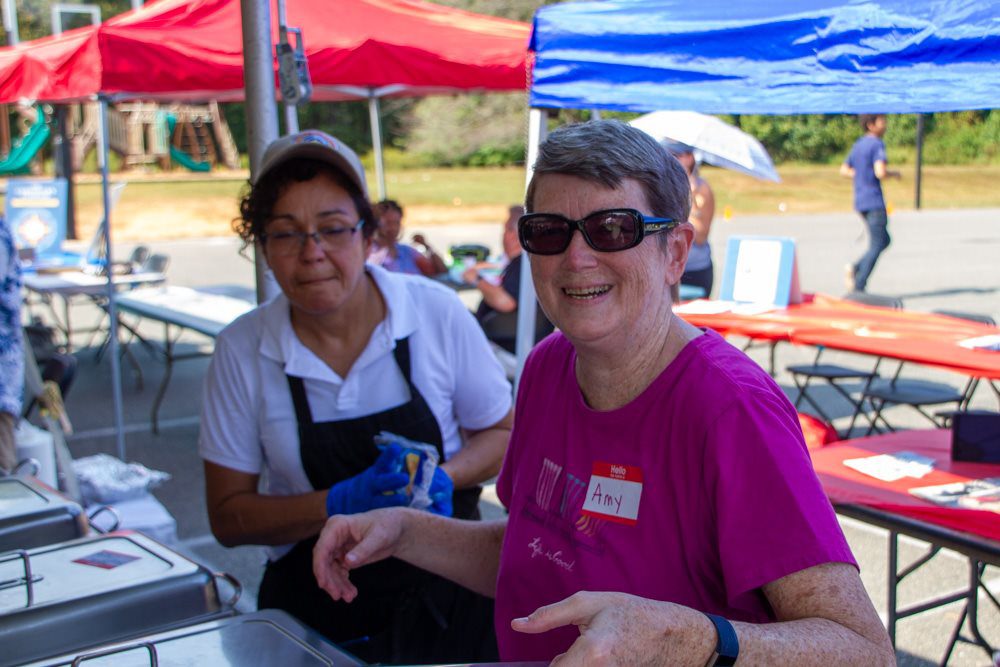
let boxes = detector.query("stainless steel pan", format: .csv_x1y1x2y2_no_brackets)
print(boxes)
0,531,240,666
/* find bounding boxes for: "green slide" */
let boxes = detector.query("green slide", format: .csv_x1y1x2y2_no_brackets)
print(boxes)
165,114,211,173
0,108,50,175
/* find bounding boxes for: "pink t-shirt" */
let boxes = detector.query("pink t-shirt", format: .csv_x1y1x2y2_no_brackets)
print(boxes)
495,329,856,661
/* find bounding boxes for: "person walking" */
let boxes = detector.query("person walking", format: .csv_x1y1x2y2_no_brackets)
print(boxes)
840,114,901,293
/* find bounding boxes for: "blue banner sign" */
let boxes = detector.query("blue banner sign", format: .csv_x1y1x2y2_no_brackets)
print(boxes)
5,178,68,258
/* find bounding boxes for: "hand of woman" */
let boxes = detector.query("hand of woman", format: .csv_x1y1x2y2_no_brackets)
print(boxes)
325,444,410,516
313,507,409,603
427,467,453,517
511,591,715,666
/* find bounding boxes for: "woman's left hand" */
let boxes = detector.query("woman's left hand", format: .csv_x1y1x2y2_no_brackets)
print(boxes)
511,591,714,666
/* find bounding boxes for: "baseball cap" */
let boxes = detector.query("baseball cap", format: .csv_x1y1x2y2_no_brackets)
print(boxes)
253,130,368,197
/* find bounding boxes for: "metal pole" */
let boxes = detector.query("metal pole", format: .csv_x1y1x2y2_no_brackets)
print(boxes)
54,106,77,240
513,108,547,388
284,103,299,134
241,0,280,304
368,94,386,200
2,0,19,45
96,97,127,460
914,113,924,210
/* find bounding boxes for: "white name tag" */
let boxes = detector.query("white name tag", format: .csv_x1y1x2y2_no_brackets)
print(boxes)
580,462,643,526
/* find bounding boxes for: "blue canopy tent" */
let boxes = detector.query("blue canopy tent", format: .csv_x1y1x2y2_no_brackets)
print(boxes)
513,0,1000,371
528,0,1000,114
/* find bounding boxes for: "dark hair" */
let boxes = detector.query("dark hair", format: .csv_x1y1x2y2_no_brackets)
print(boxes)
524,120,691,247
858,114,884,132
374,199,403,219
235,158,375,249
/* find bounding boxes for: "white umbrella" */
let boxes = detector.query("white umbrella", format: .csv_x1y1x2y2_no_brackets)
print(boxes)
629,111,781,182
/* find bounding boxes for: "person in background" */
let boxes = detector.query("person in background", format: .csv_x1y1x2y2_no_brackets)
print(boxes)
0,215,23,474
199,130,513,664
840,113,901,293
668,141,715,298
312,120,893,666
462,205,553,354
369,199,448,277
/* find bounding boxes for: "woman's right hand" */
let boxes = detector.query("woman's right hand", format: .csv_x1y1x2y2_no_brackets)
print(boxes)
313,507,408,603
324,444,409,516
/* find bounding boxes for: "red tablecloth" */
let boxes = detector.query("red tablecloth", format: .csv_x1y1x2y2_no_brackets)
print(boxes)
810,429,1000,543
678,294,1000,379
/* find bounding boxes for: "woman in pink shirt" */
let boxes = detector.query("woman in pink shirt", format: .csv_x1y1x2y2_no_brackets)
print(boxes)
314,120,892,666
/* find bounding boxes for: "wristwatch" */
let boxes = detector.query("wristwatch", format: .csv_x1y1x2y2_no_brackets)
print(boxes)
703,613,739,666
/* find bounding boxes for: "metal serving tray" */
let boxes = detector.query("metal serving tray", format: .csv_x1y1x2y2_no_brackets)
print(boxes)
0,531,240,667
18,609,364,666
0,477,87,552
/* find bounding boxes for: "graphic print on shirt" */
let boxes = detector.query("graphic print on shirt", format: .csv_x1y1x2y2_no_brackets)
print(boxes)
521,456,646,568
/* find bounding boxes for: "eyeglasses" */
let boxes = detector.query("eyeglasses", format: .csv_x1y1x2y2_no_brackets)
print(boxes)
518,208,677,255
261,221,364,256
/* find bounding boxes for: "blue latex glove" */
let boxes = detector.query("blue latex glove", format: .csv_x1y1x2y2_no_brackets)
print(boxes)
427,467,454,517
325,443,410,516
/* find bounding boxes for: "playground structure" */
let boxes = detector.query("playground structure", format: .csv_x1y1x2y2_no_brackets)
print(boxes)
0,107,51,175
0,101,240,174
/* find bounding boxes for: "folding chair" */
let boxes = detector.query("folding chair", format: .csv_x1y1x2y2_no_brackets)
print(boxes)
786,292,902,434
857,310,996,434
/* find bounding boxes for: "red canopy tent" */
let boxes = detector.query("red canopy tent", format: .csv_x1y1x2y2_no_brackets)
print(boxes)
0,0,529,459
0,0,530,103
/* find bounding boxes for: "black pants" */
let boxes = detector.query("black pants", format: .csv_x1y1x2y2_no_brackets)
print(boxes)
682,264,714,299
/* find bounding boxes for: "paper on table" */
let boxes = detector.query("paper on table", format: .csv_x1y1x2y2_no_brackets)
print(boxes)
673,299,737,315
909,478,1000,513
842,451,936,482
958,334,1000,351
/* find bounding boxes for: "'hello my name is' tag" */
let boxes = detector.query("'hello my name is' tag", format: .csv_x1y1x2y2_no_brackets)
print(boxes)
580,462,643,526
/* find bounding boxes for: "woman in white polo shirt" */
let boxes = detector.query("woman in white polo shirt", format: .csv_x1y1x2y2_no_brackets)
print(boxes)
198,130,513,664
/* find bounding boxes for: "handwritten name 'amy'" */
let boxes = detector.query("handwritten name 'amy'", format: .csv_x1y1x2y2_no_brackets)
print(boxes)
528,536,575,572
590,483,623,514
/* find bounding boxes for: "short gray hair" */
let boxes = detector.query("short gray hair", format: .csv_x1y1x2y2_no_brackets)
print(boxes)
525,120,691,227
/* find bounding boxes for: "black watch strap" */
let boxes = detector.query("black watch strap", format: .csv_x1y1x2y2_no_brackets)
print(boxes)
704,613,739,666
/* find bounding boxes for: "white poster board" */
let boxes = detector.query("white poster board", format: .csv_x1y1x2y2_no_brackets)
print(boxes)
719,236,801,308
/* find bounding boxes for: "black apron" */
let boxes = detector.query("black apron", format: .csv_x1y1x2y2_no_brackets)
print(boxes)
257,337,497,665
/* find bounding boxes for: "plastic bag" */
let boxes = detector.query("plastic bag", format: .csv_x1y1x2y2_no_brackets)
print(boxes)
72,453,171,505
373,431,439,511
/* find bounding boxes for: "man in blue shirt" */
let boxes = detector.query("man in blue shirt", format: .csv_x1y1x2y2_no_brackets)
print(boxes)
0,215,23,473
840,114,901,293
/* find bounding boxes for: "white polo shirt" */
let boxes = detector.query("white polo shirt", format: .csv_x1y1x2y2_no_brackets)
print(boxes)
199,265,513,505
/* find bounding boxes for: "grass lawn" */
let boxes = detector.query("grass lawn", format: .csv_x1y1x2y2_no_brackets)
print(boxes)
6,163,1000,242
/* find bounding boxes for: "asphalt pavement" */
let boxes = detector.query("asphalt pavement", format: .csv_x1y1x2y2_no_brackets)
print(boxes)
42,206,1000,666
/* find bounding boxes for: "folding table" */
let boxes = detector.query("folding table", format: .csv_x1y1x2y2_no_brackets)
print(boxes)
21,270,167,351
114,286,255,432
811,429,1000,664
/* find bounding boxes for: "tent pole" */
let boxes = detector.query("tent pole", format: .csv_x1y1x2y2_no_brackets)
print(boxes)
914,113,924,210
241,0,280,304
96,96,127,460
368,93,386,200
284,105,299,134
54,105,77,240
513,108,547,389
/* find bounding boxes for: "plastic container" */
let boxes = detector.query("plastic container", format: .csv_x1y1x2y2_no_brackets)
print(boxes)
14,420,57,488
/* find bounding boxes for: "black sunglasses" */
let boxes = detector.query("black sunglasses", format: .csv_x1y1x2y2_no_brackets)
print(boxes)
518,208,677,255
